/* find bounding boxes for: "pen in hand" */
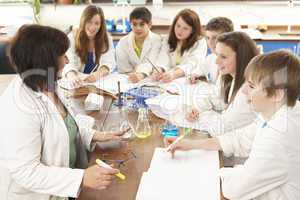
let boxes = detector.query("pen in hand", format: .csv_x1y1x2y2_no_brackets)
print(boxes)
96,159,126,180
82,64,100,83
146,57,161,73
189,75,208,83
165,135,185,152
91,64,100,73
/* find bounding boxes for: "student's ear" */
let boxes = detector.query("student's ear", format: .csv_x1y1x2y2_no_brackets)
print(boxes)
271,89,285,103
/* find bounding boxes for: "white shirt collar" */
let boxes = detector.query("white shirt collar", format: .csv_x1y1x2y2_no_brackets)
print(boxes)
259,104,291,132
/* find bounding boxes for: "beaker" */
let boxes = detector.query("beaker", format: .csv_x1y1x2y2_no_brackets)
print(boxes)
135,107,151,139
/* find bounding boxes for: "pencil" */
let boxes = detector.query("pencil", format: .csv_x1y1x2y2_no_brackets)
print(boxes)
166,135,185,152
146,57,160,73
194,75,208,82
95,159,126,180
91,63,100,73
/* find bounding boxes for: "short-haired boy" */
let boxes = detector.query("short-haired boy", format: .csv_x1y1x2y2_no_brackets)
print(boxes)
190,17,234,84
116,7,162,83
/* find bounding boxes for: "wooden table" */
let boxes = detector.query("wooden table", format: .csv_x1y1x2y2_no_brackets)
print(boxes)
77,102,167,200
75,94,226,200
0,75,226,200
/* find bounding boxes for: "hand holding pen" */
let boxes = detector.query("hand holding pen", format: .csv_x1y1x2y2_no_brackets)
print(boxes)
164,136,195,158
188,74,208,84
146,57,161,73
83,64,100,83
82,162,120,190
146,57,164,81
66,71,84,88
186,107,200,122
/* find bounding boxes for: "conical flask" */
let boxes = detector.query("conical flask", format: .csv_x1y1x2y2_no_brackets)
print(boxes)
118,106,135,140
135,107,151,139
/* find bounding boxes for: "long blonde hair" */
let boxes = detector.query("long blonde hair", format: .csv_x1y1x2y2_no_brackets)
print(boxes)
75,5,109,65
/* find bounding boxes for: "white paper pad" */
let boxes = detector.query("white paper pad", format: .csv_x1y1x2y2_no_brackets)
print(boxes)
136,148,220,200
93,73,136,94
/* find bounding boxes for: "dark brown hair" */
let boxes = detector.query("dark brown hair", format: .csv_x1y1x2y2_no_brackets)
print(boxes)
76,5,109,65
168,9,203,55
245,50,300,107
205,17,234,33
130,7,152,23
10,24,69,92
217,31,259,103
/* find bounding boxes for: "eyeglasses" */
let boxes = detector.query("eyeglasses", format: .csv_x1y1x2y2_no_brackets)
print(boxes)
101,150,137,169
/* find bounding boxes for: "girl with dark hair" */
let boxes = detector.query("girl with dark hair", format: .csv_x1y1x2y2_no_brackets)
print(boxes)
152,9,207,83
182,32,260,136
0,24,124,200
63,5,115,86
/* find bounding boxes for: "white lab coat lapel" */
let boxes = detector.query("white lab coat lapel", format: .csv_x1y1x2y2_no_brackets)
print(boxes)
169,44,192,68
181,44,194,63
128,31,156,66
169,51,176,68
55,86,90,169
140,32,154,61
36,90,70,166
128,32,140,65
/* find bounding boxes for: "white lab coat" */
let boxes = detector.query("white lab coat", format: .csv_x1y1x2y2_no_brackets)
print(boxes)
116,31,162,76
168,76,256,136
192,53,219,84
62,30,116,77
194,78,256,136
156,35,207,75
217,102,300,200
0,76,96,200
146,75,255,136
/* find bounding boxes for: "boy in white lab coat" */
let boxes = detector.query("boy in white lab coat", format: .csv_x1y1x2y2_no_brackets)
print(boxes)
116,7,162,83
189,17,234,84
165,50,300,200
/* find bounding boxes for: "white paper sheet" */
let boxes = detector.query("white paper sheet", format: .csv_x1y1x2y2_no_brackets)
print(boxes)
136,148,220,200
57,73,90,90
92,73,136,94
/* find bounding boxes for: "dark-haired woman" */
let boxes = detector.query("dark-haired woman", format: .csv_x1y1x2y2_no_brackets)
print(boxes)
0,24,123,200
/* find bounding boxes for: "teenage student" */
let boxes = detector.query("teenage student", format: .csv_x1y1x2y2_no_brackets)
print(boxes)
0,25,125,200
189,17,234,84
166,50,300,200
116,7,162,83
152,9,207,83
183,32,259,135
63,5,115,85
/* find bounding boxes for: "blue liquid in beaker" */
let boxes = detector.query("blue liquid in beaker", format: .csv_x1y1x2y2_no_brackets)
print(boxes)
162,123,179,137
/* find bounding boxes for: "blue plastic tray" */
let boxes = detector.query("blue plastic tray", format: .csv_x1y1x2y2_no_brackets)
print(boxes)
125,86,161,108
